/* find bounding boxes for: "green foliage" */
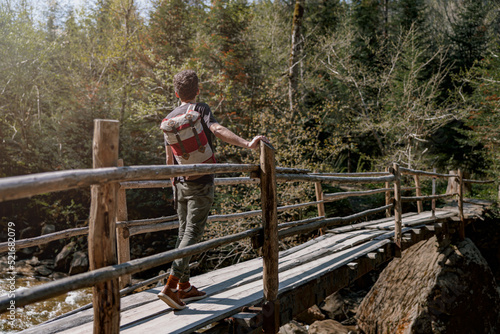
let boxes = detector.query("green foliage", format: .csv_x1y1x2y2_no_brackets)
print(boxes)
32,197,87,227
448,0,489,72
393,0,427,32
460,46,500,182
149,0,197,63
351,0,385,68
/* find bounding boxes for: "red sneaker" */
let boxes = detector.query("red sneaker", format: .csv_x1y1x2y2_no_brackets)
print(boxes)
179,286,206,302
158,287,186,310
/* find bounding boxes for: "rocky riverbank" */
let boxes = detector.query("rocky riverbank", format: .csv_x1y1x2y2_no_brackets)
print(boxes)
278,228,500,334
278,271,380,334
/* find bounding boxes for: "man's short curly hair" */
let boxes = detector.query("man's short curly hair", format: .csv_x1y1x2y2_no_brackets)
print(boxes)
174,70,199,101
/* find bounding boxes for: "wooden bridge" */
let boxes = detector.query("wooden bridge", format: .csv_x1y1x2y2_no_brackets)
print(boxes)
0,120,495,333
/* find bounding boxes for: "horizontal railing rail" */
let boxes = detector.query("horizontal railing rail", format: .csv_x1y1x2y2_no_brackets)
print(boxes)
276,173,395,183
401,193,457,203
399,167,457,178
0,164,259,202
463,179,495,184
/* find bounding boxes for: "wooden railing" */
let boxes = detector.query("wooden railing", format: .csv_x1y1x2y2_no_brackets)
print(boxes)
0,119,495,333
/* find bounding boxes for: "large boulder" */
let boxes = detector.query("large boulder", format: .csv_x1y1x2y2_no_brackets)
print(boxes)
319,288,365,323
308,320,354,334
279,320,308,334
34,223,59,259
319,292,345,321
295,305,325,325
69,251,89,275
357,236,500,334
54,241,76,272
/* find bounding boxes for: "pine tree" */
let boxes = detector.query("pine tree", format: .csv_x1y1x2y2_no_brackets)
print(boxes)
394,0,426,32
149,0,198,63
351,0,384,68
449,0,489,72
191,0,255,127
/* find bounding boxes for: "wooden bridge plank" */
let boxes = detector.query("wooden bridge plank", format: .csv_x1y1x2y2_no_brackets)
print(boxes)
120,230,396,333
327,212,418,234
118,237,394,334
46,229,395,334
40,234,361,333
46,235,356,332
364,210,456,231
22,234,361,333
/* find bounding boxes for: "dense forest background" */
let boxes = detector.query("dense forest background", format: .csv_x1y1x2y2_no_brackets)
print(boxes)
0,0,499,231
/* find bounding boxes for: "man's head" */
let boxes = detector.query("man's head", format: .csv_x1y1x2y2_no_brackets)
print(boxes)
174,70,199,101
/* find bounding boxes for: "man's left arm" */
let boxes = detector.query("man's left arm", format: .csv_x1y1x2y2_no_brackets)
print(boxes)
210,123,268,150
165,144,176,185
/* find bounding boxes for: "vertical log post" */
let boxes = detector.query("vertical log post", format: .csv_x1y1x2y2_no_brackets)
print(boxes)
458,169,465,240
116,159,131,289
385,167,391,218
413,174,423,214
392,163,402,257
260,141,279,334
314,181,326,235
89,119,121,334
432,168,436,219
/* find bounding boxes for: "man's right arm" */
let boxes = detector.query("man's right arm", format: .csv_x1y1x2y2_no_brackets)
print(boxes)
210,123,269,150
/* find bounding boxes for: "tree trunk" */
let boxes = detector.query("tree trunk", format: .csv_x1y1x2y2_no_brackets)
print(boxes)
288,0,304,124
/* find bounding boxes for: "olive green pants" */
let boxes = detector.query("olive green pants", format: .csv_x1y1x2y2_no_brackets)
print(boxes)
170,182,214,283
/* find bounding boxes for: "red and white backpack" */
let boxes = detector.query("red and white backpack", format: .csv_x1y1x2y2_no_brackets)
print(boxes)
160,103,216,165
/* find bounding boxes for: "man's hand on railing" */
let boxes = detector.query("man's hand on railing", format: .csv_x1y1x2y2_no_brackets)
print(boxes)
247,135,270,150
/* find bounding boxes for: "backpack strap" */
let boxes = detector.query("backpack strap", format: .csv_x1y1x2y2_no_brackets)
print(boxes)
171,126,190,160
186,104,206,153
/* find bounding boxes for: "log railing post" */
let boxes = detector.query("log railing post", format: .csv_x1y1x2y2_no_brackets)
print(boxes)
385,167,391,218
392,163,402,257
314,181,326,234
413,174,423,214
260,141,279,334
458,169,465,240
432,168,436,219
89,119,121,334
116,159,131,289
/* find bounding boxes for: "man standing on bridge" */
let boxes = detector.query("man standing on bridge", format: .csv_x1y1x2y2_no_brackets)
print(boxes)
158,69,269,310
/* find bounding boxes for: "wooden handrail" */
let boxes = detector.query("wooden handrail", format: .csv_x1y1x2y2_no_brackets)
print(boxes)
462,179,494,184
116,214,179,227
120,177,261,189
311,172,391,177
277,173,395,183
399,167,456,178
0,164,259,203
276,167,311,174
0,227,88,253
401,193,457,203
324,188,392,202
278,204,393,239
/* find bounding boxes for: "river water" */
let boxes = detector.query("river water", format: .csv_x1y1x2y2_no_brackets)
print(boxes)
0,275,92,333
